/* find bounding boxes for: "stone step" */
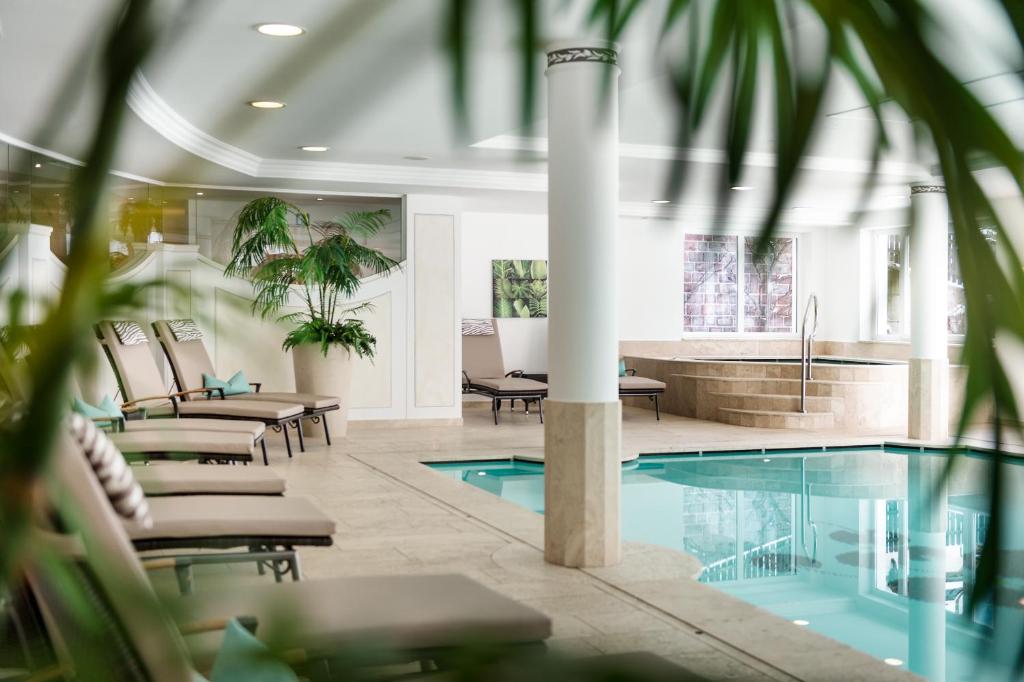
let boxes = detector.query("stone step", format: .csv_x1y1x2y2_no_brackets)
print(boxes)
718,407,835,430
677,374,880,397
674,360,905,382
707,391,840,414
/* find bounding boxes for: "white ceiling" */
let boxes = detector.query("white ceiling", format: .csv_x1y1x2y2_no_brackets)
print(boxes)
1,0,1021,221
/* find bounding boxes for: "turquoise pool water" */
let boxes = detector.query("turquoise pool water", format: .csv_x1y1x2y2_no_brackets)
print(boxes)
431,447,1023,681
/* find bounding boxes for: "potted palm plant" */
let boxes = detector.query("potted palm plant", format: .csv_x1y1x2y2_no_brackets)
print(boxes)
225,197,399,436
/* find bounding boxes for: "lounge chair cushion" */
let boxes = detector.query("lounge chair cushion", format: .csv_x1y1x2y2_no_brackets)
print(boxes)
231,392,340,410
110,430,255,457
133,463,286,496
148,400,304,421
177,574,553,670
124,418,266,442
462,323,507,381
618,376,666,391
128,495,336,541
471,377,547,394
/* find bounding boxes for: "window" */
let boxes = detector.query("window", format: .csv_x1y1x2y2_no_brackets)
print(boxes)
743,237,795,332
874,231,909,338
684,234,738,332
947,226,997,335
683,233,797,334
873,227,996,339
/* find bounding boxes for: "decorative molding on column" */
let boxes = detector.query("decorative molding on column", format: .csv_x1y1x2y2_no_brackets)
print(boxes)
910,184,946,195
546,46,618,67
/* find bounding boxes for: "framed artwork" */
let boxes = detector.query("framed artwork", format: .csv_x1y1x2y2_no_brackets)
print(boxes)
492,259,548,318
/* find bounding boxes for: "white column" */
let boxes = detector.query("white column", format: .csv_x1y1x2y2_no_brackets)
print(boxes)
908,183,949,441
544,41,622,568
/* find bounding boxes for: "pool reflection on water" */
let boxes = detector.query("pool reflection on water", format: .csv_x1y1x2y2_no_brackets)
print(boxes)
430,448,1024,682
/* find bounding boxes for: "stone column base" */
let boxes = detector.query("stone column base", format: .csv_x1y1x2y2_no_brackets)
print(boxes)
544,399,622,568
908,357,949,441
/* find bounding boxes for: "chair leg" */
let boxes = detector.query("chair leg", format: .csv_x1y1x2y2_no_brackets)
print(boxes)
322,416,332,446
295,419,306,452
283,425,293,458
655,394,661,421
538,397,544,424
260,438,269,466
492,397,499,425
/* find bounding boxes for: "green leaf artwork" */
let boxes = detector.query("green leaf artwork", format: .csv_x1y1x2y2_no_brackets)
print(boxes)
492,259,547,319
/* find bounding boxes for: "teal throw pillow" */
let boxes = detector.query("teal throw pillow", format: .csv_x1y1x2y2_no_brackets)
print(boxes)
209,619,298,682
618,359,627,377
203,370,252,397
72,395,124,428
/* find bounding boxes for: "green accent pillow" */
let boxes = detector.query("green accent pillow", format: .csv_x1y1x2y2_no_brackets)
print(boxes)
618,360,627,377
203,370,252,397
210,619,298,682
72,395,124,427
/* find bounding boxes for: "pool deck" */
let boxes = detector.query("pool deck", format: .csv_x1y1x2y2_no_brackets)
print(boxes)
244,405,984,681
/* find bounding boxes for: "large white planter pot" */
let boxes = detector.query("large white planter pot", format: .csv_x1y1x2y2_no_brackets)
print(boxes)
292,344,353,438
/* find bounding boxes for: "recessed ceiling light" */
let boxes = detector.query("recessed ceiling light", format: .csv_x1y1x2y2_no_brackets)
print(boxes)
196,191,205,196
256,23,305,37
477,471,487,476
730,185,753,191
34,163,42,169
403,155,430,161
53,193,60,197
651,199,671,204
249,100,286,109
128,197,135,201
315,197,324,201
883,658,903,667
792,619,809,626
299,146,329,152
763,458,771,462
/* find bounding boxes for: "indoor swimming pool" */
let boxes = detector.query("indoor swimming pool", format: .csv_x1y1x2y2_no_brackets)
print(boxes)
431,447,1023,681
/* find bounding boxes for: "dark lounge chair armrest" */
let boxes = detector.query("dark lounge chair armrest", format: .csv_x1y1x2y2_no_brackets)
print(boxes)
249,382,262,393
177,615,259,637
625,368,638,376
176,387,223,400
90,415,125,433
505,370,525,378
122,394,179,408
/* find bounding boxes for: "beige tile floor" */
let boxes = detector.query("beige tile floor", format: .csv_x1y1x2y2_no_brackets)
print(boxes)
228,403,936,681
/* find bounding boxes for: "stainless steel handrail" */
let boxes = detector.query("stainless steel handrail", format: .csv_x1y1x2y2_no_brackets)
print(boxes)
800,457,819,567
800,294,819,413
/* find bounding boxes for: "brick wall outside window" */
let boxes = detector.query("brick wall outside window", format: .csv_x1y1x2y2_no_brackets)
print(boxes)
684,234,738,332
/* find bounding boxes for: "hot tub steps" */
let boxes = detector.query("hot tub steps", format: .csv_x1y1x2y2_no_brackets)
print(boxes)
718,408,835,430
707,391,841,415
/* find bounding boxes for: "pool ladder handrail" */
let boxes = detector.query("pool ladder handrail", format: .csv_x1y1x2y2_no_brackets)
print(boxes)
800,294,819,414
800,457,819,567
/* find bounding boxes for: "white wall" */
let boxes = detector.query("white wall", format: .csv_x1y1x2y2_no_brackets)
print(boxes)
460,210,829,372
461,212,549,372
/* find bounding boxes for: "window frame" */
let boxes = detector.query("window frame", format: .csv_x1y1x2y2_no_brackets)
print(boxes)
869,226,968,343
681,231,800,338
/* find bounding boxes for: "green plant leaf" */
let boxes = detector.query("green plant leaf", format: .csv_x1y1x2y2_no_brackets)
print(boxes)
494,297,514,319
